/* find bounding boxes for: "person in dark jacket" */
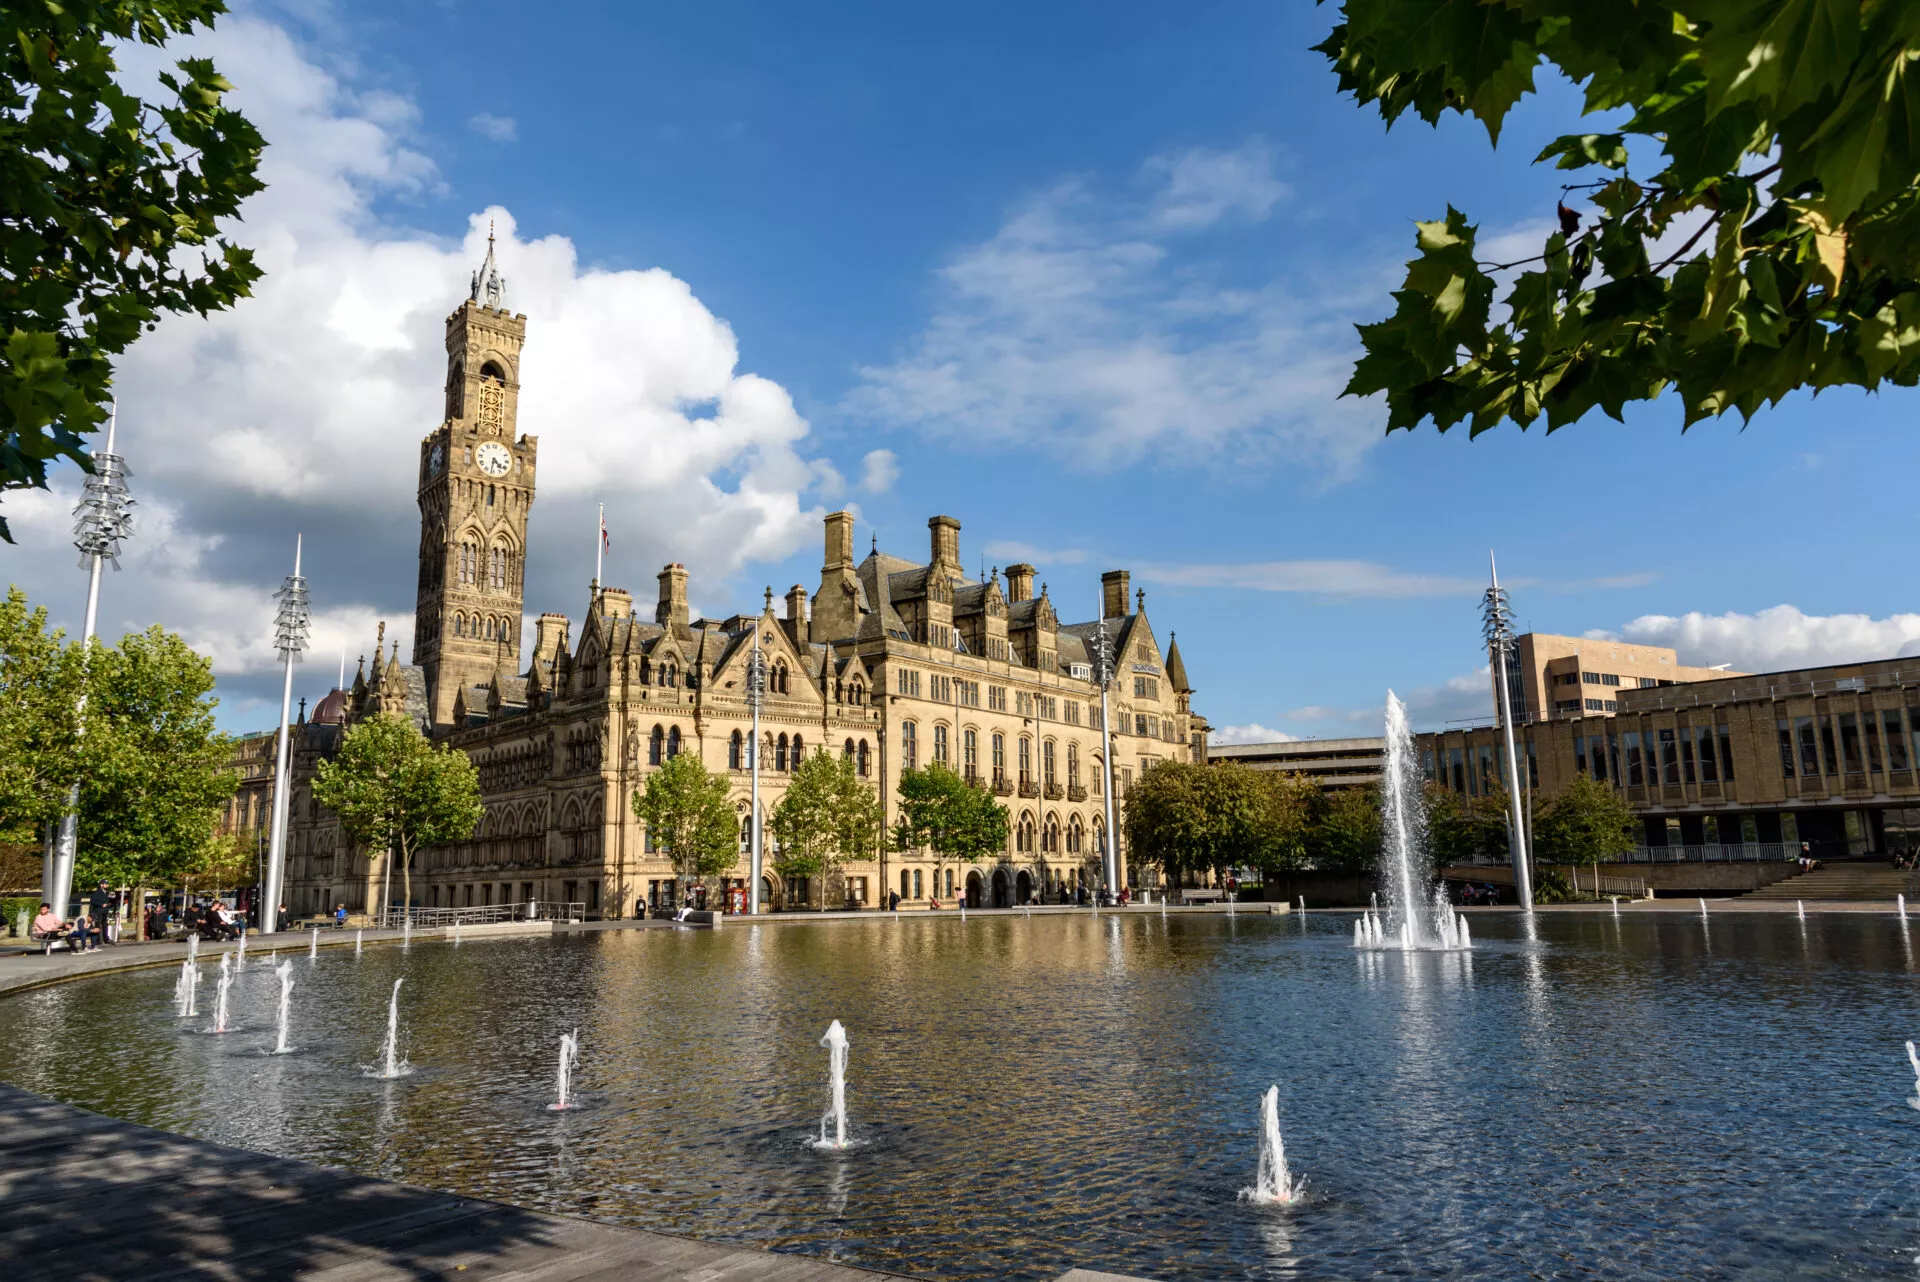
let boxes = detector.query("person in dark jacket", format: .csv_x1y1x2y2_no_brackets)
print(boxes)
87,882,116,946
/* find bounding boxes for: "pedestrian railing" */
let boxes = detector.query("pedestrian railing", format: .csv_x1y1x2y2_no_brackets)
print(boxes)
1617,842,1795,864
378,902,585,928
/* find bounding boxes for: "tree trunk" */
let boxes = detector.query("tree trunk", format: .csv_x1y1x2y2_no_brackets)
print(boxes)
132,882,145,940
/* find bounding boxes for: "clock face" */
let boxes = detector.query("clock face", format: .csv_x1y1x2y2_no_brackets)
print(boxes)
475,442,512,477
428,443,444,473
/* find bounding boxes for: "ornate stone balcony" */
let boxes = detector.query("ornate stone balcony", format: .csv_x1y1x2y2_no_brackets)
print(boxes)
992,777,1014,796
1067,784,1088,802
1044,782,1064,800
1018,780,1040,798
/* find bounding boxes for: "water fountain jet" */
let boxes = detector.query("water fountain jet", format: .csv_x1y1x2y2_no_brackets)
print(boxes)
234,925,247,971
367,978,410,1079
211,952,234,1033
309,928,319,960
813,1020,851,1151
355,929,363,955
1352,694,1471,952
271,960,295,1053
1797,900,1806,922
1907,1041,1920,1111
548,1029,580,1110
1239,1085,1302,1205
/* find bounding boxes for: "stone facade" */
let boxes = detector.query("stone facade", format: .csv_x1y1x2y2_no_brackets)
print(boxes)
276,246,1207,917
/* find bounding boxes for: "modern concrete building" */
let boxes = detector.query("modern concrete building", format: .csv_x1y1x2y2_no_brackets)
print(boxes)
1420,654,1920,862
1206,737,1384,791
1510,632,1745,722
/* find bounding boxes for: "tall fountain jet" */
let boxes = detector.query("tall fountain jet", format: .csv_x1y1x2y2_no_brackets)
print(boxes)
272,960,295,1054
1355,694,1471,951
549,1029,580,1111
369,978,410,1079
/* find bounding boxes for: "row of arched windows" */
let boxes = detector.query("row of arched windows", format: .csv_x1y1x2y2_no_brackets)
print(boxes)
457,539,517,591
453,611,514,643
1008,814,1089,855
648,724,682,765
638,658,679,687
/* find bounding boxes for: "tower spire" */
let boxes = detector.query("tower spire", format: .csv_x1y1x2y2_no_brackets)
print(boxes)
470,222,506,308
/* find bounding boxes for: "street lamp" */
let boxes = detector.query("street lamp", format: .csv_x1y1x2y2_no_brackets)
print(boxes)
260,535,311,933
1482,553,1533,910
46,407,135,915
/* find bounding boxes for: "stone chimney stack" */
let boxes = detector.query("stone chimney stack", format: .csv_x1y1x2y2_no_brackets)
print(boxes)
656,563,689,633
824,510,855,570
928,514,961,571
1005,563,1035,603
599,588,633,620
1101,569,1132,619
533,612,570,667
811,511,861,644
784,584,809,649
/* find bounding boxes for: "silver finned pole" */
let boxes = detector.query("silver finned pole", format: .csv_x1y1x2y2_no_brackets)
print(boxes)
261,535,311,934
1484,553,1533,910
747,619,765,915
49,404,134,915
1096,601,1121,902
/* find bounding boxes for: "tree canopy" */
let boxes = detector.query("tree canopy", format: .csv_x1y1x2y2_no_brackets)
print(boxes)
631,750,739,889
770,747,882,907
0,586,91,838
1123,761,1316,884
1,0,264,541
74,623,236,895
312,713,482,913
1322,2,1920,437
1534,774,1637,865
893,762,1009,887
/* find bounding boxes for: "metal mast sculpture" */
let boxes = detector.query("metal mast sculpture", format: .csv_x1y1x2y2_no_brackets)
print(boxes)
261,535,311,933
746,600,768,915
48,407,135,913
1094,605,1122,902
1483,554,1533,910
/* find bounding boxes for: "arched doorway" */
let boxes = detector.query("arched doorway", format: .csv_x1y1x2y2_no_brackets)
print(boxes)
991,868,1010,908
966,870,984,908
1015,870,1032,905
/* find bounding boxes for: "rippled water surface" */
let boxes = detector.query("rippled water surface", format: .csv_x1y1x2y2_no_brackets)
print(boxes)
7,911,1920,1279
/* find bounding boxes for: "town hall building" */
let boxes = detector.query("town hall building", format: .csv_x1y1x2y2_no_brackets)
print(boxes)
275,240,1206,917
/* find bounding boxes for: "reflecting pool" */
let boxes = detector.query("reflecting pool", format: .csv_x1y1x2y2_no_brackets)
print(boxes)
5,911,1920,1279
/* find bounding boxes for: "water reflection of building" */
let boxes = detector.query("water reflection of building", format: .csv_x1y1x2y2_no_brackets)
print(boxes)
264,240,1208,919
1419,655,1920,862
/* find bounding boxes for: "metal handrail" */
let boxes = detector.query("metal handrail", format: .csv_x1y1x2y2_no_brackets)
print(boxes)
1616,842,1795,864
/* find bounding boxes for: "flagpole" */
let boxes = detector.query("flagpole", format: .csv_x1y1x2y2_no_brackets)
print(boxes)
595,502,604,589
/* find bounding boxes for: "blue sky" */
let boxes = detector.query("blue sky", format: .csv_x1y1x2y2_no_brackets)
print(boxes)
8,1,1919,737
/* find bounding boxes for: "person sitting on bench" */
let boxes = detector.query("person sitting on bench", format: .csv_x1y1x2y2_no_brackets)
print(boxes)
67,911,98,952
29,903,74,953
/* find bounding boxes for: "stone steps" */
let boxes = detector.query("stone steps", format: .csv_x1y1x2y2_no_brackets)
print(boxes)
1743,863,1918,901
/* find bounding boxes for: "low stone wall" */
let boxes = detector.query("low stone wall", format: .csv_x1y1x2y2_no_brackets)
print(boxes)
437,920,555,939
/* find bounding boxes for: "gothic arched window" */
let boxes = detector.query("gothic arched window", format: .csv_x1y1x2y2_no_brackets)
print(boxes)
902,721,918,770
776,734,789,772
843,738,854,761
792,733,803,765
963,729,977,774
1043,740,1057,787
857,740,870,777
992,733,1005,782
490,546,507,590
730,731,744,770
1068,744,1080,786
667,726,681,759
933,724,949,764
649,725,664,766
1019,737,1032,784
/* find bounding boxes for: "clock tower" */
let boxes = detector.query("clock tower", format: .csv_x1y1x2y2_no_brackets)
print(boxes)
413,231,538,731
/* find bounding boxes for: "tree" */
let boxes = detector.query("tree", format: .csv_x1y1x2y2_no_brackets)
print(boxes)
631,750,738,899
1535,775,1636,868
1422,782,1512,866
0,586,90,840
75,624,236,934
312,713,483,920
1322,3,1920,439
184,829,256,898
1306,784,1383,874
1,1,265,541
770,747,882,909
893,762,1009,902
1123,761,1308,887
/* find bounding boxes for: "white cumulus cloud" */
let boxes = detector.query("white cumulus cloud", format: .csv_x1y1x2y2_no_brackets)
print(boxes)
857,448,899,494
469,112,517,142
1596,605,1920,674
4,15,841,726
847,146,1383,475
